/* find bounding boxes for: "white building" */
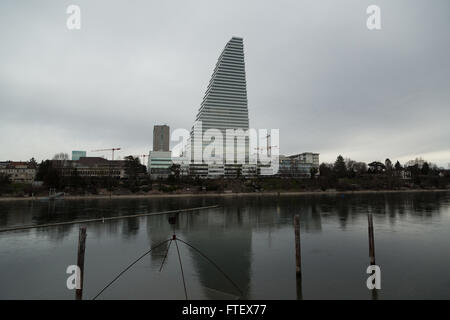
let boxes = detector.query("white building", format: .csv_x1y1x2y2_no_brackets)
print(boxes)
0,161,37,183
188,37,255,177
148,151,172,179
278,153,320,177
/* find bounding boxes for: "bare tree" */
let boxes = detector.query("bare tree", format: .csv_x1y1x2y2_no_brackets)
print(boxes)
346,158,367,176
53,153,69,161
353,162,367,175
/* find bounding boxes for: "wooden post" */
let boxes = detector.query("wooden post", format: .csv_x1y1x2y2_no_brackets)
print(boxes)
296,271,303,300
76,227,87,300
294,215,302,276
294,215,303,299
368,213,378,299
368,213,375,266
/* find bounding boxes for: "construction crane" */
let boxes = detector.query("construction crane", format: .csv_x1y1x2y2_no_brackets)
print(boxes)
254,146,278,159
264,133,278,157
254,133,278,157
91,148,121,161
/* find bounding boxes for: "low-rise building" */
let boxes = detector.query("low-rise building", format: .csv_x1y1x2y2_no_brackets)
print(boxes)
188,163,257,179
148,151,172,179
288,153,320,168
0,161,37,183
368,161,386,173
278,152,320,178
52,157,127,178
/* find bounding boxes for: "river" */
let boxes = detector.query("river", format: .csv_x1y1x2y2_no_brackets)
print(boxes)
0,191,449,299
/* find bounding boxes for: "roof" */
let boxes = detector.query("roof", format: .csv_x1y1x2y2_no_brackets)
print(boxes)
368,161,385,167
288,152,320,158
0,161,37,169
78,157,109,165
50,157,126,169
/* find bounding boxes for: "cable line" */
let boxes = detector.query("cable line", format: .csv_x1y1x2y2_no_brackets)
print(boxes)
91,233,244,300
92,239,170,300
159,239,173,272
176,238,244,297
175,237,188,300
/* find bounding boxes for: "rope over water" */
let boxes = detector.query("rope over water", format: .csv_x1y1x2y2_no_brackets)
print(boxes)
0,205,220,233
91,235,245,300
92,239,170,300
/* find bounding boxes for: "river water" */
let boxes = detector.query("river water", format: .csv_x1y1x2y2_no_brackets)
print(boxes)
0,191,449,299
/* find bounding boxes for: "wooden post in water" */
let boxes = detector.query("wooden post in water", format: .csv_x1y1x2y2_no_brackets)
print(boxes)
294,215,303,299
294,215,302,276
75,227,87,300
368,213,375,265
368,213,378,300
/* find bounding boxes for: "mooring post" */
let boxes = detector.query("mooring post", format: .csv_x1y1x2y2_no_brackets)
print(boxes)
76,226,87,300
294,215,303,299
294,215,302,276
368,213,378,300
368,213,375,266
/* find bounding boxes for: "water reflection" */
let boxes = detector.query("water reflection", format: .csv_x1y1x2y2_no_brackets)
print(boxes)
179,207,253,299
0,191,449,299
1,192,446,232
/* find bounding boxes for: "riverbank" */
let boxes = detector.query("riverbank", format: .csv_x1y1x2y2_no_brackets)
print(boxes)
1,188,449,202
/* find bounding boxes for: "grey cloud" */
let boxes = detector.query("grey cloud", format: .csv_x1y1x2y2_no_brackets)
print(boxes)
0,0,449,166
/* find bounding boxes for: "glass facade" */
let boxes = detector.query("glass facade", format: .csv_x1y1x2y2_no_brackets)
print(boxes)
72,150,86,161
190,37,250,170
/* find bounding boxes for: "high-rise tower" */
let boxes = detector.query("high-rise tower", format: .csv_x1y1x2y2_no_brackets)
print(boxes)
148,124,171,179
195,37,249,132
189,37,251,176
153,124,170,152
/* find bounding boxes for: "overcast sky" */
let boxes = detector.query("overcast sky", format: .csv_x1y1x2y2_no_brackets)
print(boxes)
1,0,449,167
